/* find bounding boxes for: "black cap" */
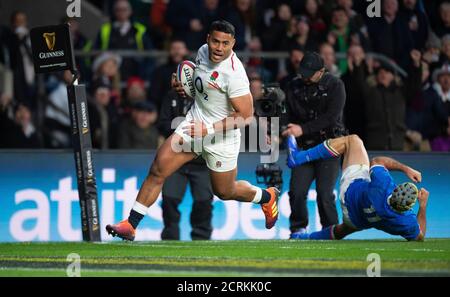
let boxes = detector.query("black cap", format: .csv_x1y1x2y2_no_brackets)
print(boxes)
298,51,324,79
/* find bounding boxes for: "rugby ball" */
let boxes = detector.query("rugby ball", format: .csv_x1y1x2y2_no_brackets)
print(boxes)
176,60,196,98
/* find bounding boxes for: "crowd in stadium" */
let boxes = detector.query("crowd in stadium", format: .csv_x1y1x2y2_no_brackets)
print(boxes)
0,0,449,152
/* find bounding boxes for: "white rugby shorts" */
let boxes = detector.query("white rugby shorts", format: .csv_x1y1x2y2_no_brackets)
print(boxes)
339,164,370,228
174,119,241,172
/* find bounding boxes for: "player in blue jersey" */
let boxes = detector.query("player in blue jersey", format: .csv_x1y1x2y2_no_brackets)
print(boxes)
286,134,429,241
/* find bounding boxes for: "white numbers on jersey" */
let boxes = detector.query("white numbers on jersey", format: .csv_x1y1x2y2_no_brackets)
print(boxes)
364,205,382,223
195,77,208,101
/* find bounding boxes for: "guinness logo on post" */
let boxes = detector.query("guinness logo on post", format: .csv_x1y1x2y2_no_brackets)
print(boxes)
43,32,56,51
30,24,75,73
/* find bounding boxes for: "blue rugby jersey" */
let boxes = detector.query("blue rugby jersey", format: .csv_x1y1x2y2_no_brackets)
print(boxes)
343,165,420,240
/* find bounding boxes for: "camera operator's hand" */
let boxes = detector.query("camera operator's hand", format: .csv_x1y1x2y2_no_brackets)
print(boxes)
282,123,303,137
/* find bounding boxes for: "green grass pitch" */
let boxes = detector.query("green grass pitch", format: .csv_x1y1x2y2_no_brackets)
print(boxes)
0,239,449,277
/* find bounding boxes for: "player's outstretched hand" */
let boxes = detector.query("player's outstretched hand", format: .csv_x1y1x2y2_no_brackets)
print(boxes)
418,188,429,207
406,167,422,183
171,73,187,98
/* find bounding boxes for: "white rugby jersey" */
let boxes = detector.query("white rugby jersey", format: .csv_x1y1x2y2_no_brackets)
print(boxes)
187,44,250,128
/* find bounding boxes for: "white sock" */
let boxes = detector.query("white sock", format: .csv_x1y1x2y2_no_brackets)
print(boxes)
132,201,149,215
251,187,262,204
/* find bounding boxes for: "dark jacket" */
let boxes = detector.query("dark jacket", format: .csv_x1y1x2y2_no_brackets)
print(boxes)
117,117,160,149
149,61,177,112
367,16,414,69
398,7,429,50
165,0,203,50
350,64,422,150
341,65,370,139
0,108,40,148
285,73,346,149
407,86,449,140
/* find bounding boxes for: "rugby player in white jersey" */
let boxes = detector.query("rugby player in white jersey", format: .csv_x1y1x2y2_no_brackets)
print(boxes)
106,20,279,240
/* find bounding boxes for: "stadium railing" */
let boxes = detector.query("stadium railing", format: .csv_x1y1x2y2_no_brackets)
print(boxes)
73,49,409,82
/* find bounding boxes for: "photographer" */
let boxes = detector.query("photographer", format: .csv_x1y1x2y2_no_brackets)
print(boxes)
282,51,346,238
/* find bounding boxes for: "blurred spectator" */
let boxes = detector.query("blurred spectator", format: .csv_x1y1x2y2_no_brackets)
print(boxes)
43,70,73,148
2,0,447,154
166,0,223,51
149,0,170,50
441,35,450,64
117,101,162,149
399,0,429,50
225,0,258,50
9,11,35,108
199,0,225,40
347,50,422,150
279,46,304,92
88,80,120,149
423,33,444,72
424,34,450,72
429,64,450,151
128,0,152,27
303,0,327,39
95,0,153,80
433,2,450,38
287,16,319,52
262,3,292,51
341,44,368,139
327,6,369,74
250,76,264,101
150,39,189,111
0,103,39,148
367,0,414,69
91,52,122,105
337,0,366,31
319,42,340,77
244,36,273,83
423,0,441,25
124,76,147,112
404,60,431,151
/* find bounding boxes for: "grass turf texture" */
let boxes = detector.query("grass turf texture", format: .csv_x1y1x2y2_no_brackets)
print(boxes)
0,239,449,277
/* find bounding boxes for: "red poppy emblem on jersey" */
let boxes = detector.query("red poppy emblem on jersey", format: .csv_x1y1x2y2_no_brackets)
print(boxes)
210,71,219,81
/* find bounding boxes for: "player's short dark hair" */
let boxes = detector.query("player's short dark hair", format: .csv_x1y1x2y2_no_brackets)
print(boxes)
209,20,235,37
